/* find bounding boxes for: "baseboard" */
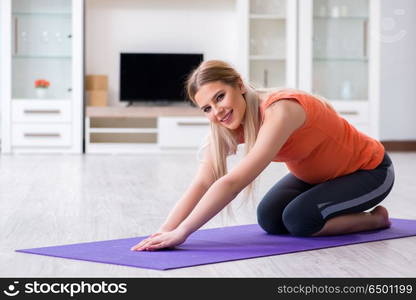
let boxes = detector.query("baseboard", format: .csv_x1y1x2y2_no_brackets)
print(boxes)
381,141,416,151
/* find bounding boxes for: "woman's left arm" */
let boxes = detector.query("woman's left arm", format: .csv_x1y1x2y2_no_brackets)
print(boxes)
135,100,305,251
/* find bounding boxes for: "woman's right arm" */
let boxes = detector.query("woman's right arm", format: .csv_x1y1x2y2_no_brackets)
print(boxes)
157,145,216,232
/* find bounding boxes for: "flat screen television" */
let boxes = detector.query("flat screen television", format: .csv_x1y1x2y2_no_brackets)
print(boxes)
120,53,203,104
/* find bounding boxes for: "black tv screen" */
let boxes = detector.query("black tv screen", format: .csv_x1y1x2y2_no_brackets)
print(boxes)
120,53,203,102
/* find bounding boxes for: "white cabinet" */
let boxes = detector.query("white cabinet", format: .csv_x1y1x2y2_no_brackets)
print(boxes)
85,116,209,153
239,0,379,138
239,0,298,89
298,0,379,138
0,0,83,153
158,117,210,149
85,106,207,154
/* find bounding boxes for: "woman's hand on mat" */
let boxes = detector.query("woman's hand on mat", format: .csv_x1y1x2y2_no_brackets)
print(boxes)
130,228,188,251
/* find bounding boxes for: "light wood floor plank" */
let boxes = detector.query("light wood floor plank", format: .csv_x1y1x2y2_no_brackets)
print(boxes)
0,152,415,277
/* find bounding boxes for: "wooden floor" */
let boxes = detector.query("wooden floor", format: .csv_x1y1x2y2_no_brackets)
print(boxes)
0,151,415,277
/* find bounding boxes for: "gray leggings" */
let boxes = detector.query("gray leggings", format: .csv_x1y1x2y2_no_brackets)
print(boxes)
256,153,394,237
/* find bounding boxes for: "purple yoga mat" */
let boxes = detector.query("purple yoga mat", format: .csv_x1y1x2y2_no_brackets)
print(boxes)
16,218,416,270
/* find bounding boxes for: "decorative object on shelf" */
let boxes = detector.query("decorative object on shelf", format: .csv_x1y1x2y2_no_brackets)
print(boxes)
86,75,108,106
34,79,50,99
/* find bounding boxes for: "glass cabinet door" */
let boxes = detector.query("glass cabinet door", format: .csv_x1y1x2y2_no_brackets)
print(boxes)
248,0,288,89
312,0,369,101
12,0,72,100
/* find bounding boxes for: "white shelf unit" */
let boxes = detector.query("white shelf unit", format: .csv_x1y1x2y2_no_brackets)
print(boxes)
85,116,160,154
85,106,210,154
298,0,379,138
238,0,379,138
0,0,84,154
238,0,298,89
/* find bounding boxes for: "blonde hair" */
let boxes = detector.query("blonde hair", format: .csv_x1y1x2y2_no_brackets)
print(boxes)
186,60,260,220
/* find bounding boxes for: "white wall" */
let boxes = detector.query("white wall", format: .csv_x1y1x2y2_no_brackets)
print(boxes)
379,0,416,140
86,0,239,106
0,4,2,141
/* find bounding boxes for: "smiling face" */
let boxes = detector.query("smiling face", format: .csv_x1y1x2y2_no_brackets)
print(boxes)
194,81,247,130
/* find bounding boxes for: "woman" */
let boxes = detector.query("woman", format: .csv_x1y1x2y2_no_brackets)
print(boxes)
131,60,394,252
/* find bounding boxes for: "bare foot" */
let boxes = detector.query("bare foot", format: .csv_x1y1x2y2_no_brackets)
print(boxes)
370,205,391,229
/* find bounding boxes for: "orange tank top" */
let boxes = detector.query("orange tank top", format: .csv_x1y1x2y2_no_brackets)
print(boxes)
242,89,385,184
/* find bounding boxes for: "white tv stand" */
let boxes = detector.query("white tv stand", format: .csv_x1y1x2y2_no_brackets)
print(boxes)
85,105,209,154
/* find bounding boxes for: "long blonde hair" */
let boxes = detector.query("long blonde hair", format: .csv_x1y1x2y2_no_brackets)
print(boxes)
186,60,260,220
